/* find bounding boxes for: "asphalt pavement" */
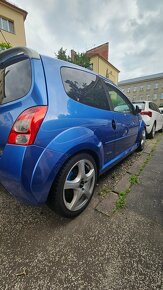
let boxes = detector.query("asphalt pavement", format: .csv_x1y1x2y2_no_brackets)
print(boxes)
0,137,163,290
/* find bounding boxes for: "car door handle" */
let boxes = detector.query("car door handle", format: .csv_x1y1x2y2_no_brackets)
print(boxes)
112,119,116,130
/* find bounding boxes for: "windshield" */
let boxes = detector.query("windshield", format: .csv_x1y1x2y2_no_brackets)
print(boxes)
133,102,145,110
0,58,31,105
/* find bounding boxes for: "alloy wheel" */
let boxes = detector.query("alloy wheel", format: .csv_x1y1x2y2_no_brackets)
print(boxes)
63,159,96,211
141,129,146,147
152,124,156,138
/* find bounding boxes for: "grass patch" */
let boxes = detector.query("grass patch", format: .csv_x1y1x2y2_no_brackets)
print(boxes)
115,188,131,210
111,172,116,179
116,191,126,209
130,175,139,185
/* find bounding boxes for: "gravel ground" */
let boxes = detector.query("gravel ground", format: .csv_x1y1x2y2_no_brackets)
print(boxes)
0,133,162,290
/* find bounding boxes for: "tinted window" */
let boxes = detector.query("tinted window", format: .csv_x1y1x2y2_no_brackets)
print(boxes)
61,67,109,110
149,102,159,111
149,102,153,110
0,59,32,105
105,82,133,113
152,103,160,113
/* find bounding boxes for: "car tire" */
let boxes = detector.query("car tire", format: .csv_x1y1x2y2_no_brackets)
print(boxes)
148,123,156,139
158,125,163,133
47,153,97,218
137,128,146,151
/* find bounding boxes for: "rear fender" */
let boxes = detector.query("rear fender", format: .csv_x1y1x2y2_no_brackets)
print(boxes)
30,127,103,203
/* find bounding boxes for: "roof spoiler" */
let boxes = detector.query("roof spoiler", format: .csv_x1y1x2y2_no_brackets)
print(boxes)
0,47,40,67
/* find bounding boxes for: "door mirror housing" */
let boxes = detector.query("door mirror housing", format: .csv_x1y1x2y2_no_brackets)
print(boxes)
135,105,141,114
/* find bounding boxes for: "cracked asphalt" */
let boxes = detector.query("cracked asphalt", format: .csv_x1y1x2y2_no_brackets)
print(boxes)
0,136,163,290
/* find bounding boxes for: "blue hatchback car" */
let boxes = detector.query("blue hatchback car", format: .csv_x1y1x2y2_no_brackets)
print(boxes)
0,47,145,217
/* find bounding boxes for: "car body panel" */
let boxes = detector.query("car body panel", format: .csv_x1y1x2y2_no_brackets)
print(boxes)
113,111,139,156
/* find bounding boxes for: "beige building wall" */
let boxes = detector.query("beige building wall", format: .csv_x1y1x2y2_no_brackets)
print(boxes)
119,77,163,106
90,56,99,75
0,1,27,47
90,55,119,84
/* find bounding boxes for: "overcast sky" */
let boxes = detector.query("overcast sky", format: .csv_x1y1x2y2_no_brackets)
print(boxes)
13,0,163,80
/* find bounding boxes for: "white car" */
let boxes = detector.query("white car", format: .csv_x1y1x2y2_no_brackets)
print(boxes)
133,101,163,138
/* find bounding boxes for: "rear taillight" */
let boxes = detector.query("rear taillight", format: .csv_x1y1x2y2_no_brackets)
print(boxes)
7,106,47,145
140,111,152,117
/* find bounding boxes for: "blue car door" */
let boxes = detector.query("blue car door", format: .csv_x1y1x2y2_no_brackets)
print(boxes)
104,82,139,157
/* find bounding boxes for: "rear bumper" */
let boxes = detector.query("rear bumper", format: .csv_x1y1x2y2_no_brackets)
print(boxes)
0,145,29,202
141,116,153,134
0,144,64,205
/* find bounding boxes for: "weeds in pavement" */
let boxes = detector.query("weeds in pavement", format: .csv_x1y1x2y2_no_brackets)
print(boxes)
116,191,126,209
115,188,130,210
130,175,139,185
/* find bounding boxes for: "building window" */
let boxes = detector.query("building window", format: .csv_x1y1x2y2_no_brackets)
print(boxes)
0,17,14,33
153,94,157,100
147,95,150,100
133,87,137,92
154,83,158,89
127,88,130,93
140,85,144,91
89,63,93,71
147,84,151,90
160,93,163,100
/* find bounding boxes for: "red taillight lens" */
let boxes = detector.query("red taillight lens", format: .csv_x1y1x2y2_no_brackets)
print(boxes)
7,106,47,145
140,111,152,117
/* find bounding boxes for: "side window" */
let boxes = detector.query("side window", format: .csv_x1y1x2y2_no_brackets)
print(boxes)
149,102,158,111
105,82,133,113
149,102,153,110
61,67,109,110
153,103,160,113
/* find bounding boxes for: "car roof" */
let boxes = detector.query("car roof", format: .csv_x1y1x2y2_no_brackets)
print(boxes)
133,101,149,103
40,54,118,88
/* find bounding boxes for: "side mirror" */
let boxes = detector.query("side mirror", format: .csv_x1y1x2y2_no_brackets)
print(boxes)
135,105,141,114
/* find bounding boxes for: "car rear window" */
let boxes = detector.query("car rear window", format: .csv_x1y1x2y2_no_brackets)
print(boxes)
133,102,145,110
0,58,31,105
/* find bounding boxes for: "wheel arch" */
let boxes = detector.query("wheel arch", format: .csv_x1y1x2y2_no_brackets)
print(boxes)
29,133,103,204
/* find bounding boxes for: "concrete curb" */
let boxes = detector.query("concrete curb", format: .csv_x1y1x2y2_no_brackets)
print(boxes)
96,192,119,216
95,135,162,217
127,153,147,175
113,173,131,194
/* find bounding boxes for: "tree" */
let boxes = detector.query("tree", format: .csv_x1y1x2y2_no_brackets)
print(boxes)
0,42,12,51
56,47,90,68
55,47,71,62
73,52,90,68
